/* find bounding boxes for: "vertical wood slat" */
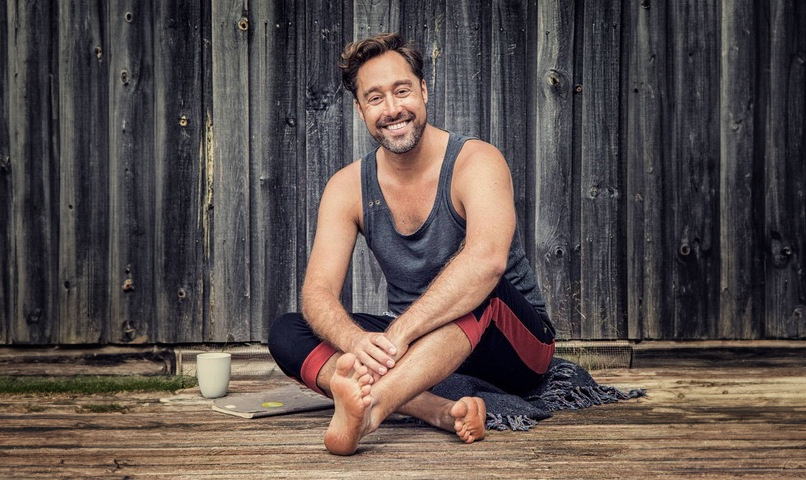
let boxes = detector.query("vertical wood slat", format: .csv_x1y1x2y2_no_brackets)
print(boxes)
443,0,486,136
8,0,59,344
764,0,806,338
248,0,302,338
531,0,577,338
153,0,205,343
58,1,110,343
0,0,11,343
349,0,400,314
580,0,623,339
720,0,761,339
303,1,348,288
490,0,529,261
108,1,156,344
626,0,671,339
668,0,720,339
209,0,251,342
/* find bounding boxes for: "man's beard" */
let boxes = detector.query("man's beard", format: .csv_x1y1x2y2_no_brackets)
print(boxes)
372,112,426,154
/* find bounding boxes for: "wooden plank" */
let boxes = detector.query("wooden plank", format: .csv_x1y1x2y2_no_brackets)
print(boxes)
107,1,157,344
348,1,400,315
302,1,348,281
209,0,251,342
57,1,110,344
719,0,761,339
667,0,720,339
489,0,529,266
152,1,205,343
7,0,59,344
443,0,487,137
626,0,671,340
249,1,303,336
764,0,806,339
580,0,624,339
531,0,578,338
0,0,11,344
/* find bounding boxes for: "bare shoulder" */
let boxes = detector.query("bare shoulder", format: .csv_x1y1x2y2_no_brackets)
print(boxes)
454,139,511,183
321,159,362,221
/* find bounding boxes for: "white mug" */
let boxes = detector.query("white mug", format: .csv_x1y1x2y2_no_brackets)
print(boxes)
196,352,231,398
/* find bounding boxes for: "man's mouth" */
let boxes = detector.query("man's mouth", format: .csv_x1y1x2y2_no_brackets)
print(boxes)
385,120,408,131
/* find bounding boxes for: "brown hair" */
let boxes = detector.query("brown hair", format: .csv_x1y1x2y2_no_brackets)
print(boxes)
340,33,424,99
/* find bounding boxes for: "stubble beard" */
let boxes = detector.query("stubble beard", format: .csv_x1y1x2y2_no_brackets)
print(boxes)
373,113,427,154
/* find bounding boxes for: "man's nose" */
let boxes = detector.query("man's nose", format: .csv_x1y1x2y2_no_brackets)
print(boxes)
382,94,402,117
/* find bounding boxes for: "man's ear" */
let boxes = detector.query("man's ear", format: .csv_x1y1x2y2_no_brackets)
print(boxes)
421,79,428,104
354,99,366,122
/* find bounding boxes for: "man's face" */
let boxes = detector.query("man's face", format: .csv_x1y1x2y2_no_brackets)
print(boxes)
354,51,428,154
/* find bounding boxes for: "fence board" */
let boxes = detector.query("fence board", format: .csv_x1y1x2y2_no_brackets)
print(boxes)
348,0,399,315
580,0,623,339
0,0,11,343
303,1,348,282
7,0,59,344
248,0,303,338
532,0,577,338
719,0,762,339
627,0,672,339
153,0,205,343
209,0,251,342
764,0,806,338
669,0,720,339
443,0,486,137
490,0,529,260
107,0,156,344
57,0,110,343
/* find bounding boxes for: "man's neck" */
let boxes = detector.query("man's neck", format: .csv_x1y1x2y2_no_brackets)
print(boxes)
378,124,446,180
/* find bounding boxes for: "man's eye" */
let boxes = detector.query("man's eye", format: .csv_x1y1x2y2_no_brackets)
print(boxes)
397,89,411,96
368,96,381,104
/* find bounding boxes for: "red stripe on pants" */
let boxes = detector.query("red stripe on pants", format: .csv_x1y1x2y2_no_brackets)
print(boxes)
300,342,337,395
470,298,554,374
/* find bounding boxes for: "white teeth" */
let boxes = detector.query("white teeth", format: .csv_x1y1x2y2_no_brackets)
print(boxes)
386,121,407,131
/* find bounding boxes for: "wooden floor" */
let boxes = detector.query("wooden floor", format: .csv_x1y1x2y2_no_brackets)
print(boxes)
1,345,805,479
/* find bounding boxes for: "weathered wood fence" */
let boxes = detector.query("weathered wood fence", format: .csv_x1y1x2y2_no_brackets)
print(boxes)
1,0,804,345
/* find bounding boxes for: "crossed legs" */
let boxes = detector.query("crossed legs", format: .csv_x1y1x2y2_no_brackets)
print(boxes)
316,322,486,455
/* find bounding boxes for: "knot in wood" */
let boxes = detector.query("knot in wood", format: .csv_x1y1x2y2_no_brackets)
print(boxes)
0,156,9,173
179,115,188,127
575,84,583,94
588,185,600,198
640,0,650,8
238,17,249,31
95,46,103,60
123,279,135,292
680,243,691,256
120,70,130,85
125,12,133,23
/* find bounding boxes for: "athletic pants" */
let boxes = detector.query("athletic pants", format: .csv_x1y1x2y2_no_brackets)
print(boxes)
267,278,556,396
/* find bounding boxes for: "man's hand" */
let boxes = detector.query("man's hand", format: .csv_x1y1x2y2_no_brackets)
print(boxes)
348,332,399,379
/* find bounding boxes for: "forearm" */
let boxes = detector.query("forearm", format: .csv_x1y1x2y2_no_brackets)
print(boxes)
301,283,362,353
386,247,505,347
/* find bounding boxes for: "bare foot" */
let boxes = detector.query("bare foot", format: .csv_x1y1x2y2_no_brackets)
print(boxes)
324,353,374,455
450,397,486,443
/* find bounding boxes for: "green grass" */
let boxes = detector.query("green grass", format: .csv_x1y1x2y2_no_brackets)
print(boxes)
0,375,197,395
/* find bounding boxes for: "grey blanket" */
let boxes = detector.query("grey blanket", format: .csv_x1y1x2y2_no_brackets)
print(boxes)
429,357,646,431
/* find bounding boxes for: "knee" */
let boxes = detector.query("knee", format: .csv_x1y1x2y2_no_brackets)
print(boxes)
267,312,304,363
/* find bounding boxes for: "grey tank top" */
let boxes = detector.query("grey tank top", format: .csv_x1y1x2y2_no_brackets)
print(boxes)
360,132,546,316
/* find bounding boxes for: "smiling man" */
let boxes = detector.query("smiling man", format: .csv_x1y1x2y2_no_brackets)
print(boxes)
268,33,556,455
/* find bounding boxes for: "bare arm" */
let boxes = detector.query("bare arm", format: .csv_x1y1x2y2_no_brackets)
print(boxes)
385,142,516,352
301,163,397,376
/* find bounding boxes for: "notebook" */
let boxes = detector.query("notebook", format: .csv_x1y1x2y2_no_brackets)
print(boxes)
211,384,333,419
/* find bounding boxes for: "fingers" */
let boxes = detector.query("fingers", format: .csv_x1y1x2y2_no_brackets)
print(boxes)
352,333,398,378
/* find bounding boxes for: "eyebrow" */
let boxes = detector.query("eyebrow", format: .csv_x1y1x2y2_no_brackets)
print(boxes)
361,79,414,100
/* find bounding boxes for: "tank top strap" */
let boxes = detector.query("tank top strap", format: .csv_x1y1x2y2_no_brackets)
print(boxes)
437,133,474,220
